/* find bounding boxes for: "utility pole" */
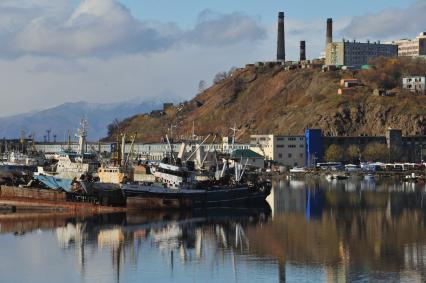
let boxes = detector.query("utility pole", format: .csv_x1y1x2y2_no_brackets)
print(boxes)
46,129,51,143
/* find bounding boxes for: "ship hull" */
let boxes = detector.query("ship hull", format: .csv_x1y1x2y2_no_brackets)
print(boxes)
124,185,271,210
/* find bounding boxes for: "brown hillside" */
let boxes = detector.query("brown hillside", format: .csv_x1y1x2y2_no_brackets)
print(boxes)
107,58,426,143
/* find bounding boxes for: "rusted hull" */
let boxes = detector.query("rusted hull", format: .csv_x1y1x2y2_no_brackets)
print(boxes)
126,188,270,210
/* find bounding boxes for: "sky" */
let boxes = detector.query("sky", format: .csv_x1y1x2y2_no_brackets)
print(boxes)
0,0,424,117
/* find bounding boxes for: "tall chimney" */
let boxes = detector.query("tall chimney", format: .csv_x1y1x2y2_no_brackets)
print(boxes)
300,40,306,61
277,12,285,62
326,18,333,46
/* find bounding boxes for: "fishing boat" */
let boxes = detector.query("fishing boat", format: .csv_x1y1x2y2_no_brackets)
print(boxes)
0,149,46,174
33,119,99,192
123,136,271,210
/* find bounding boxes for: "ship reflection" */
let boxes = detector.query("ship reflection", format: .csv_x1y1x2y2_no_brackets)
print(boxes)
2,177,426,283
52,208,271,283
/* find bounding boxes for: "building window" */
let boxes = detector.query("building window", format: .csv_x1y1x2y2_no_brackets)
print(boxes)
288,153,292,158
277,145,284,148
278,153,283,159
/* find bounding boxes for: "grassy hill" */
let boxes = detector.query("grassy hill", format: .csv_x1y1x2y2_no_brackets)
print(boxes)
106,57,426,142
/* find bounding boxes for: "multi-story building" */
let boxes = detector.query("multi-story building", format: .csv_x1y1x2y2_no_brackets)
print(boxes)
403,76,426,95
305,128,426,164
326,40,398,66
250,135,305,167
386,32,426,57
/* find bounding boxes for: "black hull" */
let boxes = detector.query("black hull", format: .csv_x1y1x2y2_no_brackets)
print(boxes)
125,187,271,210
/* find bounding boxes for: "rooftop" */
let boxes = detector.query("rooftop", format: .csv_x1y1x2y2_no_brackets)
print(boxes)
231,149,264,159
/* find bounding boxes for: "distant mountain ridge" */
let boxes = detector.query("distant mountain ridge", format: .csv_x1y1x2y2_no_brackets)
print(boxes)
0,100,165,141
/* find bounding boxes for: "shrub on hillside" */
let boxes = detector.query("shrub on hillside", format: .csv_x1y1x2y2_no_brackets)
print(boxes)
359,57,426,90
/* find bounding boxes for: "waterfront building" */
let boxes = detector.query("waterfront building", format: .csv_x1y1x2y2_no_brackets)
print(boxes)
222,137,250,153
34,140,251,162
309,128,426,163
325,40,398,66
402,76,426,95
250,135,305,167
386,32,426,57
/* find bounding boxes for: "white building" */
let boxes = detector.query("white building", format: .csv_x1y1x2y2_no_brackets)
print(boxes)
35,139,251,162
403,76,426,95
387,32,426,57
221,137,250,153
250,135,305,167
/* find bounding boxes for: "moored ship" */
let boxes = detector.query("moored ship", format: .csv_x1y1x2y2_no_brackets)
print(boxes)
123,156,271,210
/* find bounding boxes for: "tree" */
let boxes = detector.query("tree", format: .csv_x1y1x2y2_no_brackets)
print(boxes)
198,80,207,93
107,118,121,137
213,72,228,84
227,66,238,77
325,144,344,162
346,144,359,163
362,142,388,162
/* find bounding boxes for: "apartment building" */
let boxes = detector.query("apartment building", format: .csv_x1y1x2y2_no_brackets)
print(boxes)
387,32,426,57
326,40,398,66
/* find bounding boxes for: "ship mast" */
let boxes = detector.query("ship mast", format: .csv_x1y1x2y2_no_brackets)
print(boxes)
77,119,88,156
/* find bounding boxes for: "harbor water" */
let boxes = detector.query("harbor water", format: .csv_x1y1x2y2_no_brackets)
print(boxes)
1,176,426,283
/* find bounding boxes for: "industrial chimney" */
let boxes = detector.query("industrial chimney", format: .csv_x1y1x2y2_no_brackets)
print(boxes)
300,40,306,61
277,12,285,62
326,18,333,46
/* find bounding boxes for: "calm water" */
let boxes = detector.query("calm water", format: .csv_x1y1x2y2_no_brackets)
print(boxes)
1,176,426,283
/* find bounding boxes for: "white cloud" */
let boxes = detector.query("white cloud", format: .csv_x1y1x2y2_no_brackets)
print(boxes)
341,0,426,40
0,0,270,117
0,0,266,58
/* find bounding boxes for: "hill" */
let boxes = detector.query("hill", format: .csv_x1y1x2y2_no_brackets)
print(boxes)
106,57,426,143
0,100,163,141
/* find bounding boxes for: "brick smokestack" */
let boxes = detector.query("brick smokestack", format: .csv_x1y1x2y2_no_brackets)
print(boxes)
300,40,306,61
326,18,333,46
277,12,285,62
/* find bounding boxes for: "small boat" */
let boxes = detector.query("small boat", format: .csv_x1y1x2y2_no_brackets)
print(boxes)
364,173,375,180
289,167,307,174
332,174,349,180
404,173,420,182
325,174,334,181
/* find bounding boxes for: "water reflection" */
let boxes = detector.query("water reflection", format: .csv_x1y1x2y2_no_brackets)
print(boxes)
1,177,426,282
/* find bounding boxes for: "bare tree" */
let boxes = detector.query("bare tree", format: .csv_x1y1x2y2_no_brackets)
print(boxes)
198,80,207,93
213,72,228,84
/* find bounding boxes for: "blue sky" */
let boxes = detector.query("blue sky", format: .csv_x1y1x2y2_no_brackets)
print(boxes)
0,0,424,116
120,0,416,27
